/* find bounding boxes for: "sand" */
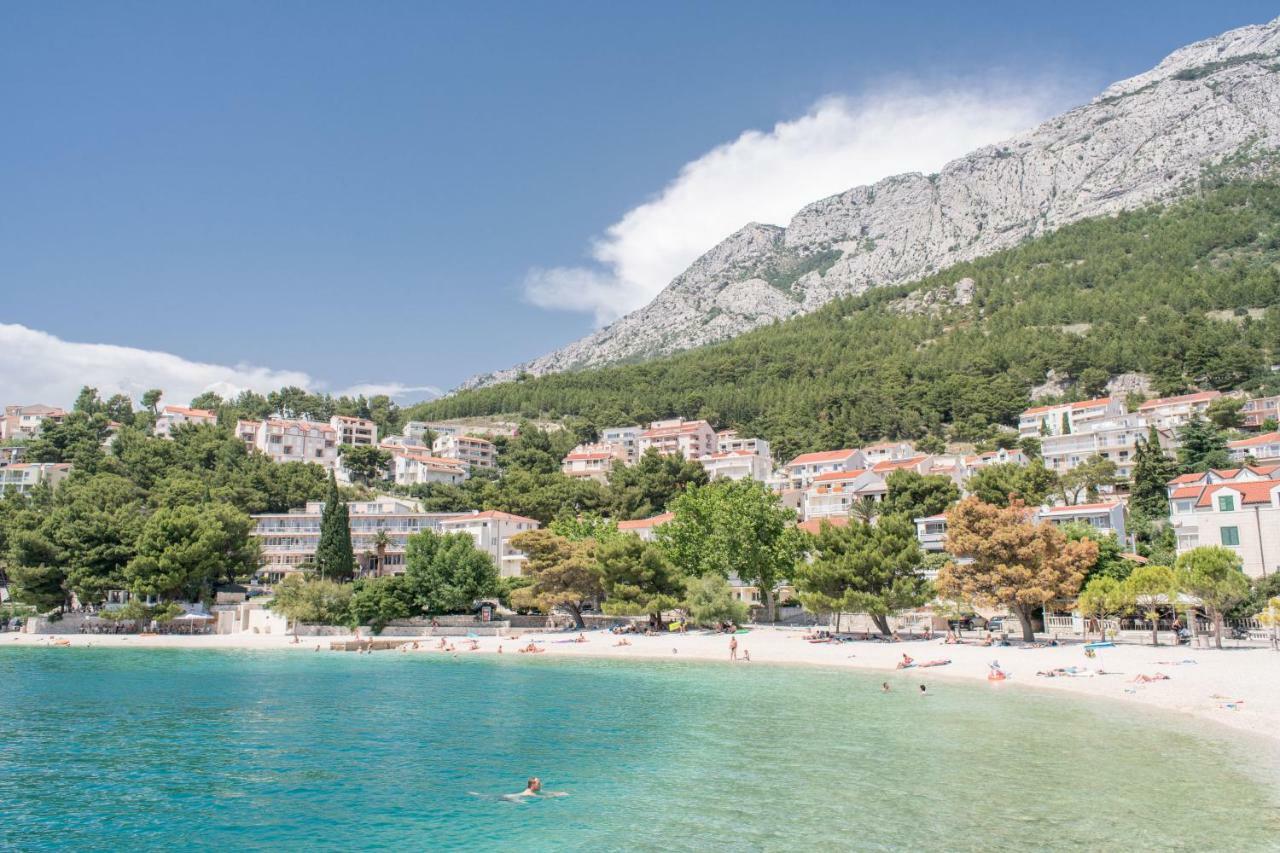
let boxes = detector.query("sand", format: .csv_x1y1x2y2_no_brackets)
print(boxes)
8,627,1278,744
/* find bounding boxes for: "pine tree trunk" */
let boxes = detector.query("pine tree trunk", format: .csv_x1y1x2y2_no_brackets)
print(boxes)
871,614,892,637
1213,609,1224,650
763,588,777,623
1013,605,1035,642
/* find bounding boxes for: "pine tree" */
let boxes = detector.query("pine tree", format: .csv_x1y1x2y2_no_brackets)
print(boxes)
1129,426,1178,518
1176,415,1230,474
315,471,355,581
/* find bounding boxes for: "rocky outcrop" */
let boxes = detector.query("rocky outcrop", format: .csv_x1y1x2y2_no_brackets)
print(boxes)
466,17,1280,389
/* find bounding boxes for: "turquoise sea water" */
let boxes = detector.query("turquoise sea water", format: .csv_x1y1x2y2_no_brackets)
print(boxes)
1,649,1277,851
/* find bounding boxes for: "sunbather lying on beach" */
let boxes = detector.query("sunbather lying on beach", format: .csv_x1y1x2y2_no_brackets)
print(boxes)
896,654,915,669
573,633,588,643
613,638,631,647
518,642,544,654
918,659,951,668
1130,673,1170,683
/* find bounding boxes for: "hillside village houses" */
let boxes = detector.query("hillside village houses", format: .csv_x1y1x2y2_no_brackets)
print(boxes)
638,418,717,460
153,404,217,438
561,443,629,482
0,404,66,441
0,462,72,497
1167,466,1280,578
389,450,469,486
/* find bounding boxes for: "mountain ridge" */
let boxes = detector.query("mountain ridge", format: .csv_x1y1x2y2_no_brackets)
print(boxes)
463,16,1280,389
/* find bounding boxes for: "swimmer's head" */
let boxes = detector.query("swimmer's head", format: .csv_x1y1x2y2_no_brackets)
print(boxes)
527,777,541,792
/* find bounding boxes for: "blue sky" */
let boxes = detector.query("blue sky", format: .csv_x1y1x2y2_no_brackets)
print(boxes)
3,2,1277,406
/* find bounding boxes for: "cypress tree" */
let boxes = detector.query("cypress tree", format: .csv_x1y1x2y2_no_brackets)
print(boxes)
315,471,355,581
1130,426,1177,518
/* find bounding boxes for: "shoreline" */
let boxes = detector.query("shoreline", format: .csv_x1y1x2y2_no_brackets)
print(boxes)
7,627,1278,746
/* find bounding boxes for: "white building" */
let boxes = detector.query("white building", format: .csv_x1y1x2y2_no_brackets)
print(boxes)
859,441,916,465
600,426,642,464
783,449,865,490
1036,501,1128,546
913,514,948,553
803,469,879,520
699,449,773,482
1039,415,1173,482
330,415,377,446
433,434,497,470
638,418,717,462
1228,432,1280,465
1,404,67,441
0,462,71,496
154,405,217,439
561,443,628,482
1137,390,1222,430
405,421,450,442
1167,467,1280,578
438,510,540,577
391,450,468,486
242,418,339,469
616,512,674,542
251,496,468,580
1019,397,1125,438
964,448,1029,469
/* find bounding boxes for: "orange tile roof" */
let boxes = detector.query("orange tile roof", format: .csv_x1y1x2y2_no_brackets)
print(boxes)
1228,432,1280,448
1022,397,1114,416
787,449,860,466
1195,481,1280,508
617,512,675,531
640,420,713,438
797,516,852,535
871,455,928,472
162,405,217,419
1138,390,1221,410
440,510,539,525
565,452,614,461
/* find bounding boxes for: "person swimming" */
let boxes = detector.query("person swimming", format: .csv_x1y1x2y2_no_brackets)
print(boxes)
517,777,542,797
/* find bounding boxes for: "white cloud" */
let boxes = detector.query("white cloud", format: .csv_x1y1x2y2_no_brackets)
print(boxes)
525,84,1070,324
337,382,444,400
0,323,439,408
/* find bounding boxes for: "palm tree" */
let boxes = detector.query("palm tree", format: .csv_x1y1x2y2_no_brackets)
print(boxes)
372,528,391,577
850,497,879,525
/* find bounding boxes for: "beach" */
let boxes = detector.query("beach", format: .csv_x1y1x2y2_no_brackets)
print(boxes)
9,627,1278,744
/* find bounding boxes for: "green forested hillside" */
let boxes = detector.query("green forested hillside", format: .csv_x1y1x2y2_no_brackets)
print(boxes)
412,181,1280,462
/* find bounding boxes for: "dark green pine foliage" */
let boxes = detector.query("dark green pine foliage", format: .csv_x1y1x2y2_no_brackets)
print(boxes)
315,471,355,581
1176,415,1232,474
408,181,1280,462
1130,426,1179,518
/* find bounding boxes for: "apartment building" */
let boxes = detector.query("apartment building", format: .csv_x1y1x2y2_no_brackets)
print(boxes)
330,415,377,446
1037,501,1128,546
1,404,67,441
438,510,540,577
1018,397,1125,438
242,418,339,468
391,450,468,486
251,496,468,580
561,443,629,482
379,434,428,451
964,448,1029,469
803,469,884,520
404,421,450,442
600,426,642,464
1137,390,1222,429
616,511,675,542
1040,415,1173,482
433,434,497,470
154,405,217,439
1167,467,1280,578
0,462,72,496
699,449,773,482
638,418,717,462
783,449,865,490
716,430,771,459
913,514,949,554
859,441,916,465
1242,395,1280,430
1228,432,1280,465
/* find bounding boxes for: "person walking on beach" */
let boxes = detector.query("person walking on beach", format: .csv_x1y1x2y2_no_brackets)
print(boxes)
729,636,738,661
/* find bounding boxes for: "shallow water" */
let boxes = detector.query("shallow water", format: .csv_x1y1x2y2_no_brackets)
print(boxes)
1,649,1276,851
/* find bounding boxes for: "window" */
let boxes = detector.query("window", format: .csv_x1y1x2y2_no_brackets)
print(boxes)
1220,527,1240,547
1218,495,1235,512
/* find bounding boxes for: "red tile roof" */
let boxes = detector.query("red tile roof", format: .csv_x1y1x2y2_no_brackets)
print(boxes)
1041,501,1122,514
787,449,860,466
797,516,852,535
871,455,928,472
1138,390,1221,410
1228,432,1280,448
1022,397,1114,416
811,469,870,483
1195,481,1280,508
162,405,217,419
617,512,675,531
441,510,539,525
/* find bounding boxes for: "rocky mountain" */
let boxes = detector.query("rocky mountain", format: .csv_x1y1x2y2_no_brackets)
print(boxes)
466,17,1280,389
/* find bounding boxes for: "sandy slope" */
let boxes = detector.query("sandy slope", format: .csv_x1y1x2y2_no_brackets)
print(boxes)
7,628,1278,745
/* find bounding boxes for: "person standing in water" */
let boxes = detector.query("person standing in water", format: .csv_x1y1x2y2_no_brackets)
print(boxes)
729,636,738,661
516,777,542,797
